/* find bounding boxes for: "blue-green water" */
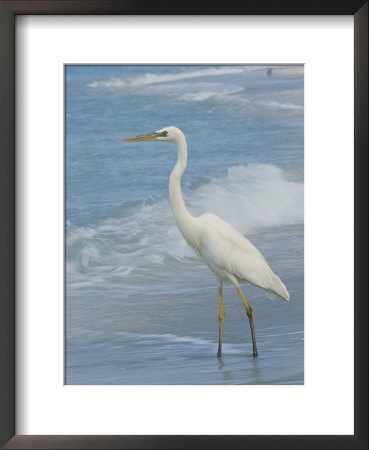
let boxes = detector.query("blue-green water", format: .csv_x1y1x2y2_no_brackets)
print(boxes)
66,65,304,384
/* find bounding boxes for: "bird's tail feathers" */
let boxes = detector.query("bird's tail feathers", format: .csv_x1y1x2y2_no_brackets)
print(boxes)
271,275,290,301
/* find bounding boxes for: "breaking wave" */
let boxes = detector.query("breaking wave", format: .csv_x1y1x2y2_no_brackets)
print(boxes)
88,66,246,89
66,164,303,280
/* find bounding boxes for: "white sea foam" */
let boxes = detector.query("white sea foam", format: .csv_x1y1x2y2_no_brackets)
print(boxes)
88,66,246,89
192,93,303,115
176,85,303,115
254,100,303,111
66,164,303,280
188,164,303,232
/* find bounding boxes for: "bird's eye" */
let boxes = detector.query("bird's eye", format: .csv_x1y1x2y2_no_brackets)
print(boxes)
159,131,168,137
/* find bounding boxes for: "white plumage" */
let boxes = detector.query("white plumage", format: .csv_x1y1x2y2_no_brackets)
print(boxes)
198,213,289,300
123,126,289,357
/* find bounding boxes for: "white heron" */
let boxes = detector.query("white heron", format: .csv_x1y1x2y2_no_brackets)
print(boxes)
122,126,289,357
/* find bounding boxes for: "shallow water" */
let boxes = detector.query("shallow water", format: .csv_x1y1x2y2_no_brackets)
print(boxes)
65,65,304,384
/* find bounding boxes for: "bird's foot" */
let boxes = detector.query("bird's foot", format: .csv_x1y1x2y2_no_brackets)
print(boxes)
253,350,258,357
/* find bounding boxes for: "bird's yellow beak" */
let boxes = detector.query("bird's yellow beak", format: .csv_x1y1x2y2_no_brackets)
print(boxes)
121,132,159,142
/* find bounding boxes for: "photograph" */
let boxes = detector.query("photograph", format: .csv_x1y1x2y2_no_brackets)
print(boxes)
1,0,366,446
65,64,304,385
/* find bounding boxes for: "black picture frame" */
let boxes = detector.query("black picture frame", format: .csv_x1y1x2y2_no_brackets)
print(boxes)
0,1,367,449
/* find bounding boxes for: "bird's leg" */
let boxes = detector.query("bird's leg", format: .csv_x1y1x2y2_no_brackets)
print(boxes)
217,285,225,357
236,286,258,357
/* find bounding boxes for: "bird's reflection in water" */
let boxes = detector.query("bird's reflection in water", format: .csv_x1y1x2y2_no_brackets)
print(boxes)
216,356,232,382
217,353,262,384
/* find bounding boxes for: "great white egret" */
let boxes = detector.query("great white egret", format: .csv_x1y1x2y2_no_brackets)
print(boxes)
122,126,289,357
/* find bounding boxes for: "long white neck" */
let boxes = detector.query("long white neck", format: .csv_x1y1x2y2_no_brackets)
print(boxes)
169,134,199,251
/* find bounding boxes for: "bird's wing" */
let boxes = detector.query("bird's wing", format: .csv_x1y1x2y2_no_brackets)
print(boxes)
198,213,289,300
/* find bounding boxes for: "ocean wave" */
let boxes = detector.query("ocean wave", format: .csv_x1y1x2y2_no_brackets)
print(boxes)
255,100,303,111
190,92,303,115
66,164,303,279
175,84,303,115
87,66,303,117
88,66,246,89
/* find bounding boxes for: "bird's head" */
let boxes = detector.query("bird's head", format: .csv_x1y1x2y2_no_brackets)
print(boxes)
122,126,184,144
